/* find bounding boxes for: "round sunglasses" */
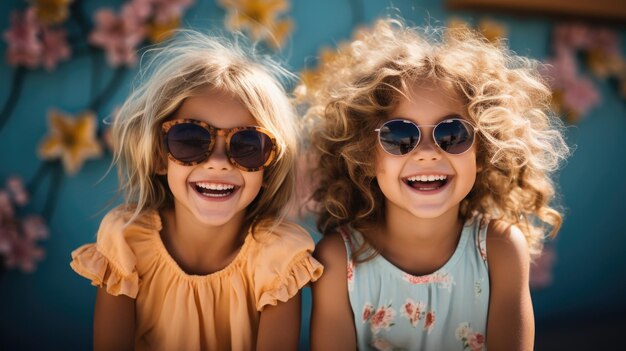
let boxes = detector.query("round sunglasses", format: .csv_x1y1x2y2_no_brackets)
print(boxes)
162,119,277,172
375,118,477,156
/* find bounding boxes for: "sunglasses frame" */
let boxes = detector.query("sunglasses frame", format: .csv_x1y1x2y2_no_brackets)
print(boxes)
162,119,278,172
375,118,478,156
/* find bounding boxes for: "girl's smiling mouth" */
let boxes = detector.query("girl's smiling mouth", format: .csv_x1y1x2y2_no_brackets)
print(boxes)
403,174,449,192
191,181,240,198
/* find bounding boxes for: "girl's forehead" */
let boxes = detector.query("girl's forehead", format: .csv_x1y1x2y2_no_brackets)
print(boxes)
388,84,467,123
173,89,257,128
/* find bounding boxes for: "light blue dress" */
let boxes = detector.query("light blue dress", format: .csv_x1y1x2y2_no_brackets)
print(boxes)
341,217,489,351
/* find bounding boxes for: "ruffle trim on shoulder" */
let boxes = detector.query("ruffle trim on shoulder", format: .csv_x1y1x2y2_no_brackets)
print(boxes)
70,244,139,298
257,253,323,311
257,252,324,311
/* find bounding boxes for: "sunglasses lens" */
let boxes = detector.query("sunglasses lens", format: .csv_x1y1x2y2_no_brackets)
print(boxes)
379,120,420,155
165,123,211,163
433,119,474,154
230,130,274,170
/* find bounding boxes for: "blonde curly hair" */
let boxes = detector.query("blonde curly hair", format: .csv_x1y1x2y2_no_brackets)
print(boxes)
112,30,298,227
300,18,570,258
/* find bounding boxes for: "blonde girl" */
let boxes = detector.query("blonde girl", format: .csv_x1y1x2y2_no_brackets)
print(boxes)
70,31,323,351
303,19,569,350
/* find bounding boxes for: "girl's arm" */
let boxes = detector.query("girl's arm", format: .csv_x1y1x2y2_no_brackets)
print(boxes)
93,288,136,351
486,221,535,351
256,291,302,351
310,233,356,351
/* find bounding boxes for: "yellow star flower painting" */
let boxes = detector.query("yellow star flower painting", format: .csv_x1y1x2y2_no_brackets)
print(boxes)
30,0,74,25
38,110,102,175
447,17,506,44
299,47,340,94
219,0,293,49
147,16,182,44
477,18,507,44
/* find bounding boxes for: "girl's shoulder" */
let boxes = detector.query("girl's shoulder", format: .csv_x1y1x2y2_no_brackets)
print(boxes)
246,219,324,310
96,205,161,245
250,218,316,253
70,206,160,298
485,220,530,275
314,231,348,267
485,220,528,253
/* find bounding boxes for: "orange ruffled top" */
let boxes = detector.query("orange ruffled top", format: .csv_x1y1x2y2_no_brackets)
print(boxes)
70,207,323,351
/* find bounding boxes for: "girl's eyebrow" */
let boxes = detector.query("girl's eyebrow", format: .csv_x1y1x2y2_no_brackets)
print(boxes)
390,113,466,124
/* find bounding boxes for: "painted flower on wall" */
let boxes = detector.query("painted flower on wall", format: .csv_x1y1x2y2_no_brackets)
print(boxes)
38,110,103,175
299,47,341,94
89,6,147,67
543,23,626,122
30,0,74,26
218,0,293,49
0,177,49,273
542,54,600,122
3,7,71,70
89,0,195,63
147,16,181,43
4,8,43,68
447,17,507,44
530,244,557,289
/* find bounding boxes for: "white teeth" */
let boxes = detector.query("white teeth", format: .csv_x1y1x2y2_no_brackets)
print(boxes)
407,175,447,182
195,182,235,190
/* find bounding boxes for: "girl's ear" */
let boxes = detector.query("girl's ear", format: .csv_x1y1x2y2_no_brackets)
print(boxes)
155,158,167,175
476,162,484,173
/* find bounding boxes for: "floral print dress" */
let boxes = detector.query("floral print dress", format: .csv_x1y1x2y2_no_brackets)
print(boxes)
342,216,489,351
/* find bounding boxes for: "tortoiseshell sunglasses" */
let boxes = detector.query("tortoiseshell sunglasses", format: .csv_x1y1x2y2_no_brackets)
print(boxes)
162,119,277,172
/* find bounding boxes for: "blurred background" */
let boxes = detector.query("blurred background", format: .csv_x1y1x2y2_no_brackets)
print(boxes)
1,0,625,350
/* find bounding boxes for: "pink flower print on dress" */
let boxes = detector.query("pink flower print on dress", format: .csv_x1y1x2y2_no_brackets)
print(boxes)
475,229,487,261
455,322,471,340
369,305,396,334
423,311,435,333
456,322,485,350
347,258,355,291
468,333,485,351
402,271,454,290
362,303,374,323
401,298,425,327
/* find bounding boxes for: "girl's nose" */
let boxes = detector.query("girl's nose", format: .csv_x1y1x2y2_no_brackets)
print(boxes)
411,129,442,161
203,135,233,170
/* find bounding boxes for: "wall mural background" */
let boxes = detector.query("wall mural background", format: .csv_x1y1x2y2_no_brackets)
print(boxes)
1,0,625,349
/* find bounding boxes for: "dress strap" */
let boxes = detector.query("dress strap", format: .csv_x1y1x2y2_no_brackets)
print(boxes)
473,216,489,263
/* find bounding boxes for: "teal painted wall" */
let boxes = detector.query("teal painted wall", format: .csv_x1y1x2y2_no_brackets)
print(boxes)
1,0,625,349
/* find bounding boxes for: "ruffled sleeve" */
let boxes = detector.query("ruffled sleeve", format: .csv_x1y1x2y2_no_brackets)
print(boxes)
251,221,324,311
70,207,158,298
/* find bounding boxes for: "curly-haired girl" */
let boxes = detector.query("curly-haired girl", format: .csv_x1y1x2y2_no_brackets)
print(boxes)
302,19,569,350
70,31,323,350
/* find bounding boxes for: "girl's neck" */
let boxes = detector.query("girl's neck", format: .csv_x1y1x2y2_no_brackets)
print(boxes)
160,207,247,275
385,203,463,241
374,202,464,276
